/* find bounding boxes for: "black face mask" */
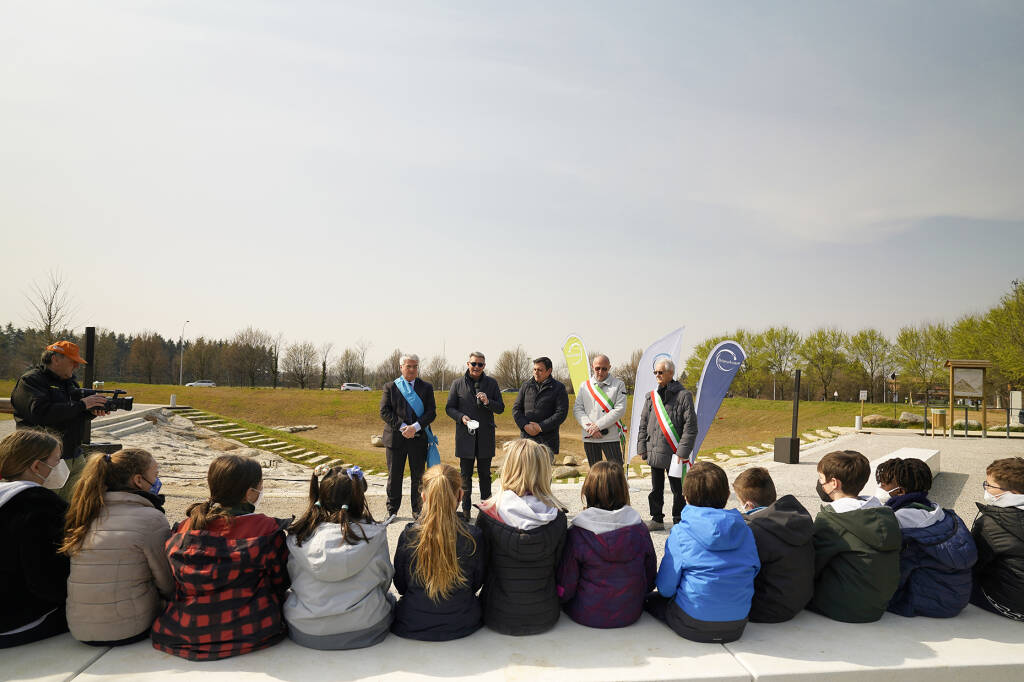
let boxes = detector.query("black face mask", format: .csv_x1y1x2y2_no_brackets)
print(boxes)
816,480,833,503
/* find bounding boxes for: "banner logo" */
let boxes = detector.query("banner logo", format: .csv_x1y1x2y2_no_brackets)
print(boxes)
714,348,742,372
652,352,672,370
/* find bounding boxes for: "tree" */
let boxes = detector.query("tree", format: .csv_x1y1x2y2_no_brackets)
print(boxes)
228,327,274,387
270,333,285,389
894,322,949,392
683,334,729,392
319,342,334,390
25,271,76,343
355,338,371,385
334,347,363,384
129,331,168,384
987,280,1024,386
492,346,531,390
185,336,220,383
422,354,455,388
282,341,319,389
370,348,403,389
613,348,644,393
799,328,848,400
847,329,892,402
760,326,801,399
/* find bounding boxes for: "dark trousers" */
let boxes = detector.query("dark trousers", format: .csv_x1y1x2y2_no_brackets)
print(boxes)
644,594,746,644
583,441,623,467
386,437,427,516
649,466,684,523
0,607,68,649
460,457,492,514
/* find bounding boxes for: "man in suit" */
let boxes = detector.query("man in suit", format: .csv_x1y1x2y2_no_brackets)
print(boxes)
380,353,436,518
512,356,569,461
446,351,505,520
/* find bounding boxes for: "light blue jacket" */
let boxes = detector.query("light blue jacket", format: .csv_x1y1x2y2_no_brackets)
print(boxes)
656,505,760,622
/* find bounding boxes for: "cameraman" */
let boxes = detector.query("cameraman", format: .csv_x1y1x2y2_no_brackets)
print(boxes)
11,341,107,501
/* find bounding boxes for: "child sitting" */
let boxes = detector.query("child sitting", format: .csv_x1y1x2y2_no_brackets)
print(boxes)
0,430,70,648
557,461,656,628
62,449,174,645
476,439,567,636
811,450,901,623
645,461,759,643
151,455,289,660
971,456,1024,621
733,467,814,623
285,465,394,649
392,464,486,641
875,457,976,618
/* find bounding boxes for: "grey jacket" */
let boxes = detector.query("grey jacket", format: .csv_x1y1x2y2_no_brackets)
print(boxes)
636,381,697,470
66,491,173,643
572,376,628,444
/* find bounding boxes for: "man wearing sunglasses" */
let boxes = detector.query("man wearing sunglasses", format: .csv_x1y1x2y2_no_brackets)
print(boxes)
572,354,628,466
446,352,505,521
636,357,697,531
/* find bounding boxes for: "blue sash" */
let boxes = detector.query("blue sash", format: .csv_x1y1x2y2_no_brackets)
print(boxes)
394,378,440,467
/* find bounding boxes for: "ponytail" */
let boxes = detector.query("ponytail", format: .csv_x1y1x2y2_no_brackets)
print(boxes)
186,454,262,530
288,466,373,547
408,464,476,602
61,449,155,555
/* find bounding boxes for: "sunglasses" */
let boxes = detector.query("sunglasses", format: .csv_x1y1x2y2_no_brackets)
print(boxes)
653,370,667,375
469,362,485,368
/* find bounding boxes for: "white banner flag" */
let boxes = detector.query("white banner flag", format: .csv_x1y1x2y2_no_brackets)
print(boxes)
627,326,685,461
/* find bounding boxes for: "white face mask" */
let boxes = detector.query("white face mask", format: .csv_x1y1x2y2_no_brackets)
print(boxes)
984,490,1003,504
875,487,891,504
37,458,70,490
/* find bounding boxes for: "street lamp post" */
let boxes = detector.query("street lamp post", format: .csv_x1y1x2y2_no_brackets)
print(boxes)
179,320,190,385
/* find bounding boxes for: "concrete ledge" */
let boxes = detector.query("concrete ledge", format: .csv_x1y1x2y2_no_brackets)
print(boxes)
1,633,109,682
870,447,940,479
725,605,1024,681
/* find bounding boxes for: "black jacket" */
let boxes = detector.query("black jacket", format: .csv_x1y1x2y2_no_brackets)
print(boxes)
743,495,815,623
475,506,567,636
971,502,1024,614
446,372,504,460
379,378,436,449
11,366,95,459
0,484,71,632
512,377,568,454
391,521,487,641
636,381,697,470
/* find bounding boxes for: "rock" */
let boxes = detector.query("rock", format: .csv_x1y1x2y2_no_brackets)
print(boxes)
863,414,891,426
562,456,578,466
274,425,318,433
370,434,384,447
952,419,982,429
899,412,926,424
552,466,578,480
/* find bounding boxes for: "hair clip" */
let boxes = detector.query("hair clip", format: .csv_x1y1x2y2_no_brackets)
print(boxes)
103,454,112,463
314,501,322,508
341,504,349,511
345,466,364,481
313,463,331,477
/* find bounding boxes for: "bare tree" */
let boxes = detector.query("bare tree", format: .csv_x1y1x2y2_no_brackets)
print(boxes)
129,331,168,384
355,338,371,385
270,332,285,389
228,327,274,387
282,341,319,389
26,271,77,342
370,348,403,388
334,347,363,384
613,348,644,393
422,354,455,388
318,342,334,390
492,345,531,390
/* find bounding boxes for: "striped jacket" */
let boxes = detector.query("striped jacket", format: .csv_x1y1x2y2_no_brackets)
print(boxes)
151,512,290,660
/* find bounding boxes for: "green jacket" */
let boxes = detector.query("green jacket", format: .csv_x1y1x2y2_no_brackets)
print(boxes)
811,503,901,622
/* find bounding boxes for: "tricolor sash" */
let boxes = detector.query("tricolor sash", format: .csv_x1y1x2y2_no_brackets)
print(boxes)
394,378,440,467
652,389,690,478
585,379,627,447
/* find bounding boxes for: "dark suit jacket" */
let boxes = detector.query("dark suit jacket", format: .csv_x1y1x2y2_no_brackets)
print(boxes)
446,372,504,460
380,378,436,449
512,377,569,454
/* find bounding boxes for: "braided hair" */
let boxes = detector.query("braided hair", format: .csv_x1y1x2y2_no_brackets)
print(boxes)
875,457,932,494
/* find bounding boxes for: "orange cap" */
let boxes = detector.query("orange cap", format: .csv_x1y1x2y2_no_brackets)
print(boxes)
47,341,87,365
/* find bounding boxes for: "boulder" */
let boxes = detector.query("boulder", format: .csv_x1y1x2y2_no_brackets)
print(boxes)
562,456,578,466
370,434,384,447
863,414,891,426
274,425,318,433
899,412,926,424
952,419,983,429
552,466,578,480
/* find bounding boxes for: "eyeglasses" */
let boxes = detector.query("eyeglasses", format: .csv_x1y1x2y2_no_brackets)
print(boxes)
469,362,485,368
982,481,1007,492
593,366,610,372
653,370,667,376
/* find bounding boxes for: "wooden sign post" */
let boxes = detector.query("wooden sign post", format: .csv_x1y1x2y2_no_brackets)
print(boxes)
945,360,992,438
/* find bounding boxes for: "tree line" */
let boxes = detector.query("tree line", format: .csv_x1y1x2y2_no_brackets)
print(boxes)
1,281,1020,401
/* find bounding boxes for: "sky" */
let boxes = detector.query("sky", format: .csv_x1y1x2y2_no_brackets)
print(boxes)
1,1,1022,368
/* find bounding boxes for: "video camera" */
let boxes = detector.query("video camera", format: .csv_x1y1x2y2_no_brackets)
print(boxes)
73,388,134,412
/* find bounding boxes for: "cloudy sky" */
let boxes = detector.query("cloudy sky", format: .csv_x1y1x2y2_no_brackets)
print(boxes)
2,1,1022,367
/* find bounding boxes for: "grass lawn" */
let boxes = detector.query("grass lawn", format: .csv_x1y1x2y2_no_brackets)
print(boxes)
4,379,1012,468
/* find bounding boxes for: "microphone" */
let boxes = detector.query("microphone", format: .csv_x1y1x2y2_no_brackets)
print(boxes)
474,380,482,407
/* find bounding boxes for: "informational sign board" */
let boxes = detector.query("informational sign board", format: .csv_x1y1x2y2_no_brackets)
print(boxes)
952,368,984,398
859,390,868,401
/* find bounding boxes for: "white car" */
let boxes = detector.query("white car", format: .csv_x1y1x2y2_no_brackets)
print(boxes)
186,380,217,387
340,382,371,391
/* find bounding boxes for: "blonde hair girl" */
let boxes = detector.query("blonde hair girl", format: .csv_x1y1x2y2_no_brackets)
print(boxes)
62,449,174,645
475,439,567,636
391,464,487,641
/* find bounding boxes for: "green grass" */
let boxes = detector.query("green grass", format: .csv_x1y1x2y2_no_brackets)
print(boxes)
0,379,1008,466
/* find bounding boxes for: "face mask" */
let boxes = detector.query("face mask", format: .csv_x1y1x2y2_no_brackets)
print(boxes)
148,477,162,495
984,490,1003,504
874,487,891,504
253,489,263,509
38,458,70,490
816,480,833,503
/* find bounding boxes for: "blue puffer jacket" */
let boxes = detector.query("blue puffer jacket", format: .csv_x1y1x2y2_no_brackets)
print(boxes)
887,495,977,618
656,505,760,623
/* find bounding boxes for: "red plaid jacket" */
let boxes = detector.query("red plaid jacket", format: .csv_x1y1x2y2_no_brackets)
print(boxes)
152,513,290,660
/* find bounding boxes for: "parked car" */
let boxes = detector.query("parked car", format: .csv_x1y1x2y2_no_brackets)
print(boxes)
340,382,372,391
501,388,518,393
185,380,216,387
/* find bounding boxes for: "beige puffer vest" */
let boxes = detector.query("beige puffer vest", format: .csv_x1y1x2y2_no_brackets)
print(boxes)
66,491,173,642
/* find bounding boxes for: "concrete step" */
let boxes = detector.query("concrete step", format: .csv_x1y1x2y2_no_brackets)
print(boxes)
90,406,163,430
305,454,328,465
760,443,774,450
801,432,821,441
95,417,154,438
815,429,837,438
280,447,304,455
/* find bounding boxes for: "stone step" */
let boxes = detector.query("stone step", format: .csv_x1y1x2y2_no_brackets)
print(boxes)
747,446,764,454
801,433,821,441
220,428,247,435
305,455,328,465
760,443,774,450
730,449,750,457
97,417,154,438
280,447,304,455
816,429,837,438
